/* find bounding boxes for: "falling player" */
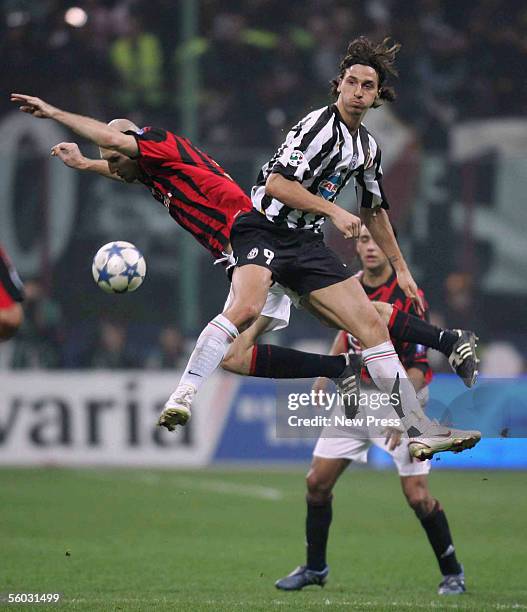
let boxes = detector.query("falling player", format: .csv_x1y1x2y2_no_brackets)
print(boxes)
275,225,466,595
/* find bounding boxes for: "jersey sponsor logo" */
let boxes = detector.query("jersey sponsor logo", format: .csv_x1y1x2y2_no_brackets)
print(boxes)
288,150,305,167
318,173,343,200
247,248,259,260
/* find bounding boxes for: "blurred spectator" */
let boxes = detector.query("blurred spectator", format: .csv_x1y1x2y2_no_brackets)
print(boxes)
443,272,480,332
82,321,138,369
109,13,164,115
480,342,524,377
145,325,186,369
10,279,63,369
1,0,526,144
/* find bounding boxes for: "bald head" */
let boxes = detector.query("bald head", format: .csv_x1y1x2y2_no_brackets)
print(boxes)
100,117,140,161
107,118,140,133
99,117,142,182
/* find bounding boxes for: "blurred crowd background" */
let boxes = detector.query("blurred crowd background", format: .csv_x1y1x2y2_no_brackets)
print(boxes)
1,0,526,374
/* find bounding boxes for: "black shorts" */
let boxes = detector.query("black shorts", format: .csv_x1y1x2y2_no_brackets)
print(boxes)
230,210,351,296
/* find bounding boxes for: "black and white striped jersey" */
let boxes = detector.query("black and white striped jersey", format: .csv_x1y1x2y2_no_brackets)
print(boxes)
251,104,389,231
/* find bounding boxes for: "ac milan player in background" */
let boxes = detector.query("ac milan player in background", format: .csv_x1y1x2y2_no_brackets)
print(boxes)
0,245,24,341
10,93,478,413
276,225,466,595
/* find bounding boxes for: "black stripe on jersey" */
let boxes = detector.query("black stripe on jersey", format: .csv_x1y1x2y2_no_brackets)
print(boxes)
154,175,227,225
271,107,334,181
309,122,343,196
139,127,167,142
358,125,371,167
354,165,368,207
297,107,334,155
175,138,196,166
356,174,373,208
172,205,229,250
312,214,325,227
170,167,207,199
260,193,274,212
306,118,340,191
255,167,267,187
352,128,360,159
274,202,295,226
181,138,225,178
0,254,24,302
173,137,223,179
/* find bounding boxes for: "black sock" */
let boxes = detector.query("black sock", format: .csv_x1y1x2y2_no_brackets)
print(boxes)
249,345,346,379
306,496,332,571
388,309,457,356
419,501,462,576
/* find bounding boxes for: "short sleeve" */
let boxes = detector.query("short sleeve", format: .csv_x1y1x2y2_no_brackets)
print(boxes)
355,136,390,210
270,108,337,184
127,127,183,164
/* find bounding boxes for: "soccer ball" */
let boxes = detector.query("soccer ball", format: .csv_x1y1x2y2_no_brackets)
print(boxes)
92,241,146,294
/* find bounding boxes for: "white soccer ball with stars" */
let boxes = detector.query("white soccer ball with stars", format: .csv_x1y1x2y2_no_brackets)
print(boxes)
92,241,146,294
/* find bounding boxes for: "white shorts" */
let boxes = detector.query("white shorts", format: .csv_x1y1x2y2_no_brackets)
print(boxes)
223,282,292,332
313,387,431,477
313,434,431,477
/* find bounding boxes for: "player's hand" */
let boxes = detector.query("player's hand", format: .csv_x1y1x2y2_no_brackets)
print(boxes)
383,426,404,451
396,268,424,316
330,207,362,239
51,142,87,170
10,93,58,119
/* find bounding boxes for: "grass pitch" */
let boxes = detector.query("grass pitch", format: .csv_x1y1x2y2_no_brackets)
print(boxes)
1,467,526,611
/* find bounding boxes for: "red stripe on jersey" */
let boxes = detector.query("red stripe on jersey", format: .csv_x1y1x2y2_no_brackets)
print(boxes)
171,209,229,258
0,283,15,308
249,345,259,376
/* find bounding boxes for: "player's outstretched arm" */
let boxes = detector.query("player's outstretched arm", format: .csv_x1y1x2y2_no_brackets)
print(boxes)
51,142,123,181
360,208,424,314
266,173,361,239
10,94,138,158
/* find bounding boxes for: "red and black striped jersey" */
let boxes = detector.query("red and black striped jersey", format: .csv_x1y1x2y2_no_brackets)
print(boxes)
341,270,432,383
130,128,252,259
0,245,24,308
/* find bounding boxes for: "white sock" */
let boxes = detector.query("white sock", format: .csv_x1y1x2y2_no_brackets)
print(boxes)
179,314,239,392
362,341,430,436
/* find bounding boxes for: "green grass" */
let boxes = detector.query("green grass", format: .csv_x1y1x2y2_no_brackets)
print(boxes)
1,468,526,611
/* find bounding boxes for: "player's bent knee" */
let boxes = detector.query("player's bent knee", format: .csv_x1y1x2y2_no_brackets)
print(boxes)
221,348,249,375
403,482,434,518
224,303,262,329
410,497,435,519
306,470,333,502
373,301,393,325
357,312,389,348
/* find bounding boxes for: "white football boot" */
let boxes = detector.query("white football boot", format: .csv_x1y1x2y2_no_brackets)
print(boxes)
408,419,481,461
157,383,196,431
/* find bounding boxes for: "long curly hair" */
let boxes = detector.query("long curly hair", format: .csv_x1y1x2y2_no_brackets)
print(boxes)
330,36,401,107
